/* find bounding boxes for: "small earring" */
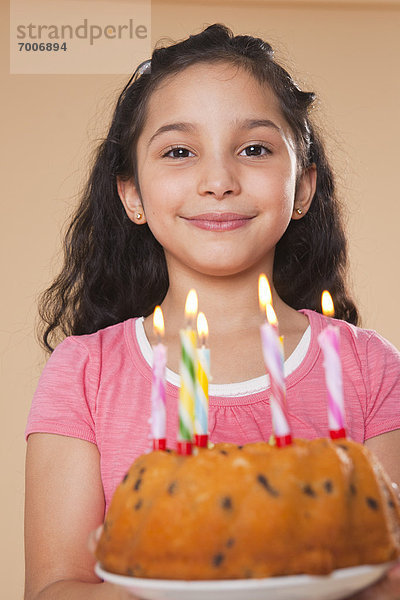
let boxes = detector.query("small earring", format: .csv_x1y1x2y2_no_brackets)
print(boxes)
295,208,303,215
136,211,143,220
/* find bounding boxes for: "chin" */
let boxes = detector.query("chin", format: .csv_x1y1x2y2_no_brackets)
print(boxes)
193,260,255,278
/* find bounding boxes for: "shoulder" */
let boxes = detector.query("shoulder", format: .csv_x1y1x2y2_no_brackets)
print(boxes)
37,318,141,398
27,318,142,441
301,308,399,360
302,309,400,405
301,309,400,440
50,318,138,362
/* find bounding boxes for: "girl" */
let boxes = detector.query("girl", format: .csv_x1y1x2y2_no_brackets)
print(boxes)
25,24,400,600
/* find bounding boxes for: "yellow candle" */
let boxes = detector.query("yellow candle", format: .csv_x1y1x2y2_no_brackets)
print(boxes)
195,312,210,447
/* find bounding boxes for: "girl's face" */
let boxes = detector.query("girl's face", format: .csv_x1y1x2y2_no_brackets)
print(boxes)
119,61,315,279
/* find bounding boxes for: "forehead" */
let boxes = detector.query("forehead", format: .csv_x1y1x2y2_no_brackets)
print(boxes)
140,61,286,135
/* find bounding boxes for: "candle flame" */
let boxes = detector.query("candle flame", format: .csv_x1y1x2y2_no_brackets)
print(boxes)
185,289,198,320
266,303,278,326
258,273,272,312
197,312,208,345
153,305,165,337
321,290,335,317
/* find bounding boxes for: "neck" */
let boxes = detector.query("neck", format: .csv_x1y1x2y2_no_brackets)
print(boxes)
143,262,309,383
158,262,292,339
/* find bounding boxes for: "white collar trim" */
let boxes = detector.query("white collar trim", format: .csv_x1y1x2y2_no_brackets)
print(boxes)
135,317,310,397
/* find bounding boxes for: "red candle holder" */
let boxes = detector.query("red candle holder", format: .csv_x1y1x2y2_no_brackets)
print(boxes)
177,440,193,455
195,434,208,448
275,434,293,448
153,438,167,451
329,428,346,440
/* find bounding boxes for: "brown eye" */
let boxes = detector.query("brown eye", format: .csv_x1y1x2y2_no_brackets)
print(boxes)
241,144,270,157
163,147,194,159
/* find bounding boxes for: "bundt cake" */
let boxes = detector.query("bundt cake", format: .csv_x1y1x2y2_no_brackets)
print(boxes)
95,438,400,580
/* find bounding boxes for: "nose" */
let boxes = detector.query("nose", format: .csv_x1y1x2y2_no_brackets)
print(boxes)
197,156,241,200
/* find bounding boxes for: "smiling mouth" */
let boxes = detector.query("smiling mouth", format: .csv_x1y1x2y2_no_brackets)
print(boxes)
182,212,254,231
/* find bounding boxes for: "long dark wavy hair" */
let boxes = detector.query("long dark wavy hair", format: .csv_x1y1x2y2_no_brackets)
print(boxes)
39,23,359,352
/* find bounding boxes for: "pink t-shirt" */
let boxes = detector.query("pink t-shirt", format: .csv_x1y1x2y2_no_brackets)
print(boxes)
26,309,400,513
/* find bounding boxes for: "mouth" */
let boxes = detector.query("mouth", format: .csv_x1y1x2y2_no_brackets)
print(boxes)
182,212,254,232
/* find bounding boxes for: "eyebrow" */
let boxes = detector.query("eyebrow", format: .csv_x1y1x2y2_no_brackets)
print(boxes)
239,118,282,132
147,118,281,146
148,122,196,146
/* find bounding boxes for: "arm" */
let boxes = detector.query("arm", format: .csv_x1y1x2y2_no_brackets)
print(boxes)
24,433,132,600
365,429,400,490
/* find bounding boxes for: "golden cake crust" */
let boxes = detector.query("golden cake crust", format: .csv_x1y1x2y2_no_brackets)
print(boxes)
96,439,400,580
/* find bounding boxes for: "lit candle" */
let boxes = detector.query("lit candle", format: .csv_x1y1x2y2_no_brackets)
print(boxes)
178,289,198,455
195,312,210,448
259,273,284,359
151,306,167,451
258,273,272,316
260,302,292,448
318,291,346,439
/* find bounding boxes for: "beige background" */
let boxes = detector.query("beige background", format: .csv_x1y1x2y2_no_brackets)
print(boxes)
2,0,400,596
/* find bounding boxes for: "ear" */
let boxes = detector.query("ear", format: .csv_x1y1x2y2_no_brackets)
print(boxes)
292,164,317,220
117,177,147,225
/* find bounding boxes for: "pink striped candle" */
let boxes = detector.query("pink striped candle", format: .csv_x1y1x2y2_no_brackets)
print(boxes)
319,291,346,439
151,306,167,450
260,304,292,448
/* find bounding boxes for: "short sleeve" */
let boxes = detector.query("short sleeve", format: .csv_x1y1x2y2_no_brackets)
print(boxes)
25,337,98,444
364,332,400,439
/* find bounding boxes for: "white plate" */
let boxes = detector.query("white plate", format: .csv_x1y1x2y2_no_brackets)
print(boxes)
95,562,390,600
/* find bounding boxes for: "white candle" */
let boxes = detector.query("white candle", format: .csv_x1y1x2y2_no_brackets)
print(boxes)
151,306,167,450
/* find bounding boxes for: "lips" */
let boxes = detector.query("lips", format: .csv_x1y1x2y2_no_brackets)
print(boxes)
182,212,254,232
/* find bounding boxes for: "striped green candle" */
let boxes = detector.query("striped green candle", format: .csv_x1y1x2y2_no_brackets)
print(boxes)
178,289,198,455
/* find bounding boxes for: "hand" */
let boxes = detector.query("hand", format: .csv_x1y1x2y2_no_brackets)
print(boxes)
89,526,135,600
88,524,103,556
347,561,400,600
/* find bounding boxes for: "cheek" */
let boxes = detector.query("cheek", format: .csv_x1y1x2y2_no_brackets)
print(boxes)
257,170,296,216
277,159,297,208
279,145,298,196
283,177,296,206
140,169,187,212
139,181,180,241
143,194,192,239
